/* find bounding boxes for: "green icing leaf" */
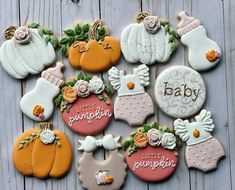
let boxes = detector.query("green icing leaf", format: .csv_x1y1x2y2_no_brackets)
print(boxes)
160,19,169,26
77,72,85,80
169,28,177,37
83,33,89,40
55,94,63,107
44,34,50,44
50,36,58,48
98,94,105,100
43,28,53,35
128,145,138,156
60,45,68,56
64,29,75,36
38,28,44,37
171,41,178,53
66,81,76,87
98,27,105,35
83,75,93,82
59,37,68,45
168,35,175,43
122,140,130,150
164,25,170,33
75,34,85,41
129,139,134,147
68,36,75,46
104,86,113,98
28,22,39,28
105,100,110,105
75,24,82,35
82,23,89,33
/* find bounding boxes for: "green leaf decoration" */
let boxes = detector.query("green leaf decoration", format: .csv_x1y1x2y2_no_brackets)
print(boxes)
171,41,178,53
18,133,40,150
66,81,76,87
83,33,89,40
60,45,68,56
38,28,44,37
128,145,138,156
59,37,68,45
50,37,58,48
64,29,75,36
98,94,105,100
122,140,130,150
28,22,39,28
82,23,89,33
55,94,63,107
43,28,53,35
75,34,85,41
98,27,105,35
151,122,159,129
104,86,113,98
160,19,169,26
44,35,50,44
164,25,170,33
129,139,134,147
83,75,93,82
169,28,177,37
75,24,82,35
68,36,75,46
105,100,110,105
168,35,175,43
77,72,85,80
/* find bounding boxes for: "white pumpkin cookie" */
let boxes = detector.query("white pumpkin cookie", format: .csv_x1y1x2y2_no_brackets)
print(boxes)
78,135,127,190
0,23,58,79
120,12,178,65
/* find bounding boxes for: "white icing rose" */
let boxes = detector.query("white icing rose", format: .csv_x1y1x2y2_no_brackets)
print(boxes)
147,128,162,146
161,133,176,149
143,16,161,34
74,80,91,97
14,26,31,44
40,129,55,144
89,76,105,94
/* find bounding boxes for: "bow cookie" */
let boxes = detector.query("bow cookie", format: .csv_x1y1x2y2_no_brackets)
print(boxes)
78,134,121,152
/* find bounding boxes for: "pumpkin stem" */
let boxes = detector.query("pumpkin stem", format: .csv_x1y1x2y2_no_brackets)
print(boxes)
39,122,52,130
4,26,17,40
136,12,149,23
89,20,108,41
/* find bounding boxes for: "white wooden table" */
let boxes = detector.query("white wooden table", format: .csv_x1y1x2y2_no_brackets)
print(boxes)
0,0,235,189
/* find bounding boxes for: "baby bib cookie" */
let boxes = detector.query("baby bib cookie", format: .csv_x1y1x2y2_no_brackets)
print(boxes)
59,20,121,73
78,135,127,190
55,72,113,135
20,62,64,121
177,11,222,71
154,65,206,118
123,123,180,182
120,12,178,65
108,64,154,126
13,123,73,179
174,109,225,172
0,23,58,79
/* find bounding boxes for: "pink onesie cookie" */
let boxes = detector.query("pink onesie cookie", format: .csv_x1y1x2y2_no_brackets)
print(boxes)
108,64,154,126
174,109,225,172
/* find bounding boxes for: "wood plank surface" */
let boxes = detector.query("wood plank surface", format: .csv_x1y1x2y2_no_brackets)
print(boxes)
0,0,234,190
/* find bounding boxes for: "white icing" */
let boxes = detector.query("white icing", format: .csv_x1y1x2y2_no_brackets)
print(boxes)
174,109,214,146
96,170,110,185
40,129,55,144
89,76,105,94
154,66,206,118
108,67,121,90
20,78,60,121
181,26,221,71
78,135,121,152
121,23,174,65
0,28,56,79
160,133,176,149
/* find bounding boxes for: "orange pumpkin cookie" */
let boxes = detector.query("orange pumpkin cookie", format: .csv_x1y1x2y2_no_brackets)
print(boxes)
59,20,121,73
13,123,73,179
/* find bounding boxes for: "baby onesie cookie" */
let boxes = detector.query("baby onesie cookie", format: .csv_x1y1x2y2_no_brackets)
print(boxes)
59,20,121,73
123,123,180,182
20,62,64,121
78,135,127,190
154,65,206,118
174,109,225,172
55,72,113,135
177,11,222,71
0,23,57,79
108,64,154,126
120,12,178,65
13,123,73,179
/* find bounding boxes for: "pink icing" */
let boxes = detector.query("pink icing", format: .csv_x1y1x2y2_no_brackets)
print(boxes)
61,93,113,135
126,145,178,182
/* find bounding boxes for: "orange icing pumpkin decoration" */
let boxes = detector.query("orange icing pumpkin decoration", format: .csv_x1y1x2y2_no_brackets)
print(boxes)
13,123,73,179
193,129,200,138
59,20,121,73
206,49,221,62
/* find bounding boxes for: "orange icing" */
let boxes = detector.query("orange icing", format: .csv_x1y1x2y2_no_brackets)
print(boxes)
206,50,220,62
105,176,113,184
134,132,148,148
127,82,135,90
62,86,77,103
33,105,44,116
193,129,200,138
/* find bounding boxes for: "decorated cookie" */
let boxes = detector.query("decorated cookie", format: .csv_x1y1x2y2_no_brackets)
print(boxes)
55,72,113,135
13,123,73,179
108,64,154,126
154,65,206,118
0,23,58,79
123,123,180,182
20,62,64,121
78,135,127,190
174,109,225,172
177,11,222,71
120,12,178,65
59,20,121,73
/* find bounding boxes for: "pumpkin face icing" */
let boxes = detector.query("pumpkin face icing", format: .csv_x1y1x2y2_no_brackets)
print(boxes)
20,62,64,122
59,20,121,73
55,72,113,135
174,109,225,172
78,135,127,190
120,12,178,65
123,123,180,182
0,23,58,79
12,123,73,179
108,64,154,126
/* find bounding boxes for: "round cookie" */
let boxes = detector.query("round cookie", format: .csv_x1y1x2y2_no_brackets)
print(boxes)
0,23,57,79
55,72,113,135
154,65,206,118
123,123,180,182
59,20,121,73
120,12,178,65
78,135,127,190
13,123,73,179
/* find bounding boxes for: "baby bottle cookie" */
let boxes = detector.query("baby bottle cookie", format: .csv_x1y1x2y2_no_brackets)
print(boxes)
174,109,225,172
177,11,222,71
78,135,127,190
108,64,154,126
59,20,121,73
20,62,64,121
120,12,178,65
13,123,73,179
123,123,180,182
0,23,57,79
55,72,113,135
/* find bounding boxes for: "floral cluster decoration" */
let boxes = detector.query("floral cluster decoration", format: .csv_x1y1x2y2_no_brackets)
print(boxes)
122,122,181,156
55,72,113,112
